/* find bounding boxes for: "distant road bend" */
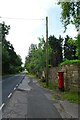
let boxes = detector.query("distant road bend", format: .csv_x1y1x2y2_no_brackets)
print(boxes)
2,73,25,104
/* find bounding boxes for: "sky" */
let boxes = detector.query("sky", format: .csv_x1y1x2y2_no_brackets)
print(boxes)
0,0,78,64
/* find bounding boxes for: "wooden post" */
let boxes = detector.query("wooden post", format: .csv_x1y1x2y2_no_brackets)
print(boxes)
46,16,48,86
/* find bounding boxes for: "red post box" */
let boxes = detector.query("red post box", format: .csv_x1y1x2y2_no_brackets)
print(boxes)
58,71,64,91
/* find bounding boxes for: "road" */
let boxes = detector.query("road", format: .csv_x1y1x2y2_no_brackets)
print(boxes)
2,76,62,118
2,73,25,103
27,78,61,118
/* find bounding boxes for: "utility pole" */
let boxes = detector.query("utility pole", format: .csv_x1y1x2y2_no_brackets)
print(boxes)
46,16,48,86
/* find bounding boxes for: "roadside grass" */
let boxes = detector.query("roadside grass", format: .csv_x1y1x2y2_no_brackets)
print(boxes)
52,91,80,104
36,77,58,92
38,79,80,104
60,91,80,104
26,73,36,78
52,90,80,104
38,80,57,90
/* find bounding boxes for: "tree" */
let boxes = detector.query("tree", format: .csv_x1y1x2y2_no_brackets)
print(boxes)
25,36,52,76
2,38,22,74
77,34,80,59
64,35,77,60
25,37,46,74
0,23,2,75
48,35,63,66
1,22,23,74
2,47,10,73
58,1,80,32
1,22,10,41
58,1,80,59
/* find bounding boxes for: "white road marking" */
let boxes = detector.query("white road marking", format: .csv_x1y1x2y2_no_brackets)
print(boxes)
14,87,16,90
8,93,12,98
0,103,5,110
16,84,18,87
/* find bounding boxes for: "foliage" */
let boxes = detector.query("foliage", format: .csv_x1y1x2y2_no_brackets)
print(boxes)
1,22,23,74
25,34,79,75
64,35,78,60
25,37,45,73
25,36,52,74
61,91,80,104
48,35,63,66
77,34,80,59
58,1,80,32
1,21,10,40
2,39,22,74
60,59,80,66
52,91,80,104
58,1,80,60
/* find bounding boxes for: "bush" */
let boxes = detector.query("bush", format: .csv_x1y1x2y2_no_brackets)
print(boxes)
60,59,80,66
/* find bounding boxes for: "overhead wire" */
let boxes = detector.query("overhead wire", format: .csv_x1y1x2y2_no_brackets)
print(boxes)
0,16,45,21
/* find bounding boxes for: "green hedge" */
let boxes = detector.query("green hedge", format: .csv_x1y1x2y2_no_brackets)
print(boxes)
60,60,80,66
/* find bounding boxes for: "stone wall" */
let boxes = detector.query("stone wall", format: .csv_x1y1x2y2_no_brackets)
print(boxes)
61,64,80,92
48,64,80,92
48,67,59,85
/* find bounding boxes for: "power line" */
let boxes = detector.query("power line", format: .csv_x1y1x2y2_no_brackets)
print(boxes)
0,16,45,21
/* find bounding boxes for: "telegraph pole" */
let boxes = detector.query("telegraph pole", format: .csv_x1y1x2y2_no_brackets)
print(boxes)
46,16,48,86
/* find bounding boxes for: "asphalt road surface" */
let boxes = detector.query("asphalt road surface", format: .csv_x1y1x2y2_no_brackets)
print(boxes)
2,77,62,119
2,73,25,103
27,78,61,118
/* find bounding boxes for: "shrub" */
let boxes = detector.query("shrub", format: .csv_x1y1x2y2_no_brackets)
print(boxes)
60,59,80,66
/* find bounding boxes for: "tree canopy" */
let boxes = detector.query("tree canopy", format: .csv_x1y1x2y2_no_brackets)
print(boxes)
1,22,23,74
58,0,80,59
25,37,47,74
58,1,80,32
64,35,78,60
49,35,63,66
25,34,78,76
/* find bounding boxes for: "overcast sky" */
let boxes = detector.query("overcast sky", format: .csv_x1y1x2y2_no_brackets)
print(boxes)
0,0,78,64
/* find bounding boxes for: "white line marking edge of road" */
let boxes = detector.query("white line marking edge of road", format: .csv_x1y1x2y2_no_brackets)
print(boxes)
14,87,16,90
0,103,5,110
16,84,18,87
8,93,12,98
0,84,19,110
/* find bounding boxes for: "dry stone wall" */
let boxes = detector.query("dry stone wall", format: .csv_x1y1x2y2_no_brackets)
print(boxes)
48,64,80,92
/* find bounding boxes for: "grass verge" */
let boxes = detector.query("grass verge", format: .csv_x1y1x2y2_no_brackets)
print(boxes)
52,90,80,104
38,79,80,104
61,91,80,104
26,73,36,78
